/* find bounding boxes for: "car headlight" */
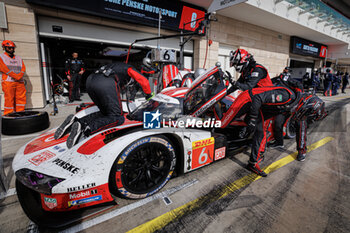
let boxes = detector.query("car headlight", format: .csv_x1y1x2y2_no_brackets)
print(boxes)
15,169,65,195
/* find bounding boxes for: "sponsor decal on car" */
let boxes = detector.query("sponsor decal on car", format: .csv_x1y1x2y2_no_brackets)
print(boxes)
69,189,98,200
191,137,215,169
44,197,57,209
52,145,66,153
28,150,56,166
67,183,96,193
68,195,102,207
52,158,80,174
214,147,226,160
118,138,151,164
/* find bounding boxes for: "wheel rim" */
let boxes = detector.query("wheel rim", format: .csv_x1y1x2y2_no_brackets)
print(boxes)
121,143,172,194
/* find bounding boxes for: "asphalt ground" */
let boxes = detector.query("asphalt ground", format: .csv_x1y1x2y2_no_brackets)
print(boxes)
0,91,349,233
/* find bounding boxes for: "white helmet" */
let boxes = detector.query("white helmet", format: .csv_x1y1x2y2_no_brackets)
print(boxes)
143,57,152,68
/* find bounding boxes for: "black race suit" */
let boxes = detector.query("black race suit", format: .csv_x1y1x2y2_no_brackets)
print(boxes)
247,86,306,164
271,72,303,145
79,63,151,135
217,63,273,128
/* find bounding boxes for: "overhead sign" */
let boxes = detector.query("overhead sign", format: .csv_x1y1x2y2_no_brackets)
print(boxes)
26,0,205,32
290,36,328,58
208,0,247,13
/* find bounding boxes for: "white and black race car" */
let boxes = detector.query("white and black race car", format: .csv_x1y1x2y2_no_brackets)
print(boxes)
13,64,299,227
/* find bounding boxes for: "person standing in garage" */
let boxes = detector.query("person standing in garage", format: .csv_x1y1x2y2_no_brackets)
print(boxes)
55,62,153,148
65,52,85,103
0,40,26,115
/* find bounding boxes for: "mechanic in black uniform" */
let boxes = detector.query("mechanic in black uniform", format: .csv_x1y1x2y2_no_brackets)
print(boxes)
241,86,326,177
269,67,303,149
65,52,85,102
342,72,349,93
55,62,153,148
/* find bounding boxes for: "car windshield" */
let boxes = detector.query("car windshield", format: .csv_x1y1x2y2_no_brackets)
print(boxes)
128,93,183,121
184,70,223,115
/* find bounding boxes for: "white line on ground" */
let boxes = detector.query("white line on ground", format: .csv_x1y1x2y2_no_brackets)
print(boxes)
2,133,41,141
60,179,198,233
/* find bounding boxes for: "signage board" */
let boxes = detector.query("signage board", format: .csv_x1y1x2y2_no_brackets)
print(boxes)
26,0,206,32
290,36,328,58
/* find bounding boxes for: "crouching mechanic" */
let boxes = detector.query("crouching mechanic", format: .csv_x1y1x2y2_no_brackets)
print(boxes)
243,87,326,177
54,62,153,148
270,67,303,148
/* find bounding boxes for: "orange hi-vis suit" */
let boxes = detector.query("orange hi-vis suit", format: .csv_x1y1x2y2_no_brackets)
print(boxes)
0,52,26,115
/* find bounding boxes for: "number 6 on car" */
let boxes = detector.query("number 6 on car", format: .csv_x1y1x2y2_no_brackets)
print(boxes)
191,137,215,170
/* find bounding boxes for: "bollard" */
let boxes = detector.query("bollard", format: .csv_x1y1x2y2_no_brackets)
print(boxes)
0,95,8,200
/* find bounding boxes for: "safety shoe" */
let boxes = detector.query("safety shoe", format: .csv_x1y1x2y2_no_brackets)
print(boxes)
269,142,285,149
54,114,76,140
67,121,82,149
246,163,267,177
297,152,306,162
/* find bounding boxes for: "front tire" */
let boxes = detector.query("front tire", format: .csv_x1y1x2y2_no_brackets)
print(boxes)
109,136,176,199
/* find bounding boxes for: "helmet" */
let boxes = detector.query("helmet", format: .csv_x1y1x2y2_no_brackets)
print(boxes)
2,40,16,48
194,68,206,79
293,95,326,121
142,57,152,68
284,67,290,71
229,49,252,72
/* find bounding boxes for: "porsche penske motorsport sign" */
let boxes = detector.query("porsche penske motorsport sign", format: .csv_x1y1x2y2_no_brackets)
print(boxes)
26,0,206,32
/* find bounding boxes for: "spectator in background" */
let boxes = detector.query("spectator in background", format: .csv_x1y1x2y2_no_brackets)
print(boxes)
0,40,26,115
332,71,342,96
302,72,311,91
65,52,85,103
342,72,349,94
323,69,333,96
311,69,320,93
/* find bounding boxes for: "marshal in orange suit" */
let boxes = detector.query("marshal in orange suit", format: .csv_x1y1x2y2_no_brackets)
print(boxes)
0,40,26,115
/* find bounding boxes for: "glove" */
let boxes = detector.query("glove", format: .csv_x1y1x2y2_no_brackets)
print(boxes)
145,92,155,101
245,118,257,137
225,71,236,86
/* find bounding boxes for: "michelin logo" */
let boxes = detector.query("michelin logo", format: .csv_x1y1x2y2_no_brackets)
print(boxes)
143,110,162,129
68,195,102,206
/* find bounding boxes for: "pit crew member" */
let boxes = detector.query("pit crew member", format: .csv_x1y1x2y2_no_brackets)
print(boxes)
242,87,326,177
65,52,85,102
269,66,303,149
55,62,153,148
0,40,26,115
214,49,273,128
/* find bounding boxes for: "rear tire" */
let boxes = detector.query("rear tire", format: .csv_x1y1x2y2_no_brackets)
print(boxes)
109,135,176,199
2,111,49,135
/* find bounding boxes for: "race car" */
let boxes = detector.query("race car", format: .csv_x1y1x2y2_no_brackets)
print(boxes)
12,64,299,227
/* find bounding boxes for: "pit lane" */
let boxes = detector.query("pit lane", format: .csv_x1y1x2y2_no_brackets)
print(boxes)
1,93,349,233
